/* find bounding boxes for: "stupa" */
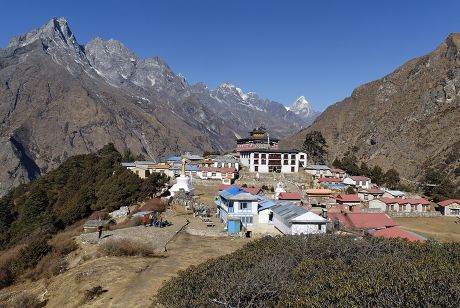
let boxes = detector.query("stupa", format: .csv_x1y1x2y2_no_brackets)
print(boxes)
169,158,195,197
274,181,286,199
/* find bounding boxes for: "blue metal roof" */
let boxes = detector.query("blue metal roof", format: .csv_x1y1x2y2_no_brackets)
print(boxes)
167,156,181,161
226,186,246,195
257,197,276,211
186,166,200,171
324,183,347,187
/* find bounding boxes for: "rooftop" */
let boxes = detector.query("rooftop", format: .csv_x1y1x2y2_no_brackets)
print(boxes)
167,156,181,161
349,176,370,181
371,227,426,242
305,165,331,170
218,184,261,196
385,190,405,196
328,212,397,230
228,192,258,201
318,177,343,183
278,192,302,200
134,160,157,165
239,149,298,154
336,194,361,203
438,199,460,207
271,202,308,221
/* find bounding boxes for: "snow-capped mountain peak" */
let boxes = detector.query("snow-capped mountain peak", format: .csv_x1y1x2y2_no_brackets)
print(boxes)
289,96,313,116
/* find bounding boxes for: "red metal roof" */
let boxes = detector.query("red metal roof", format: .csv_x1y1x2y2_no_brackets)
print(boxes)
350,176,370,181
318,177,343,183
365,188,384,194
376,198,430,205
437,199,460,207
372,227,425,242
331,168,346,173
200,167,237,173
329,212,397,230
336,194,361,203
278,192,302,200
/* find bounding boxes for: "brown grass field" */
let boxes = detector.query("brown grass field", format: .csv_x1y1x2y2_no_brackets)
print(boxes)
193,184,221,207
394,216,460,242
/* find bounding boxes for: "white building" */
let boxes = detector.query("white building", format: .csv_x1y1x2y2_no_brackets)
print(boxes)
121,161,172,179
215,187,259,226
305,165,332,178
437,199,460,216
369,198,431,213
271,202,327,235
358,188,384,201
382,190,406,199
239,149,307,173
197,167,237,184
205,155,239,170
343,176,371,189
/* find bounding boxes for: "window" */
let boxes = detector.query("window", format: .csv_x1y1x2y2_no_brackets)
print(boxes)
212,172,217,177
240,202,249,210
291,166,295,172
241,216,253,224
364,194,368,200
284,160,289,165
300,155,305,159
254,166,258,172
291,159,295,165
254,159,259,164
145,170,151,177
318,224,322,230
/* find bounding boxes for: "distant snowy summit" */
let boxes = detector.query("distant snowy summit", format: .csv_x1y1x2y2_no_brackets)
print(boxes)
286,96,319,124
289,96,313,117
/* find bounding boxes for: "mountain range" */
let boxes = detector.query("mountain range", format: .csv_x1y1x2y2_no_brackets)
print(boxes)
0,17,318,195
285,33,460,181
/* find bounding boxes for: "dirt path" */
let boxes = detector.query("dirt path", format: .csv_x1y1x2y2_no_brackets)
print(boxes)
0,223,248,308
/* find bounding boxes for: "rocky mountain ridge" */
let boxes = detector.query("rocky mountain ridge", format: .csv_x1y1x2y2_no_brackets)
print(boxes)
0,17,317,195
285,33,460,180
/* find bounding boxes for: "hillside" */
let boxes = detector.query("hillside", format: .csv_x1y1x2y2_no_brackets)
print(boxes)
285,33,460,180
154,234,460,307
0,17,314,196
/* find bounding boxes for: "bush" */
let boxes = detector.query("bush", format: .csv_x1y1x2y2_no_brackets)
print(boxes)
99,239,156,257
10,240,51,275
154,235,460,307
9,292,44,308
0,266,14,288
84,285,106,302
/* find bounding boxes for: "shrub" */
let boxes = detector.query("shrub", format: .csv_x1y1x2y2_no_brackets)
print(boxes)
9,292,44,308
99,239,156,257
84,285,106,302
0,266,14,288
154,235,460,307
9,240,51,275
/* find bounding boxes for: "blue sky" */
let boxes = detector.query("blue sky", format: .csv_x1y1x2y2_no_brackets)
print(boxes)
1,1,459,111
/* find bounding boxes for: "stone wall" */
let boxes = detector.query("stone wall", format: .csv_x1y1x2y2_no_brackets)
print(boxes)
387,211,442,217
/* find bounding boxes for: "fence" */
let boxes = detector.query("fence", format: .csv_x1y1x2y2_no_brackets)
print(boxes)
170,192,213,217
